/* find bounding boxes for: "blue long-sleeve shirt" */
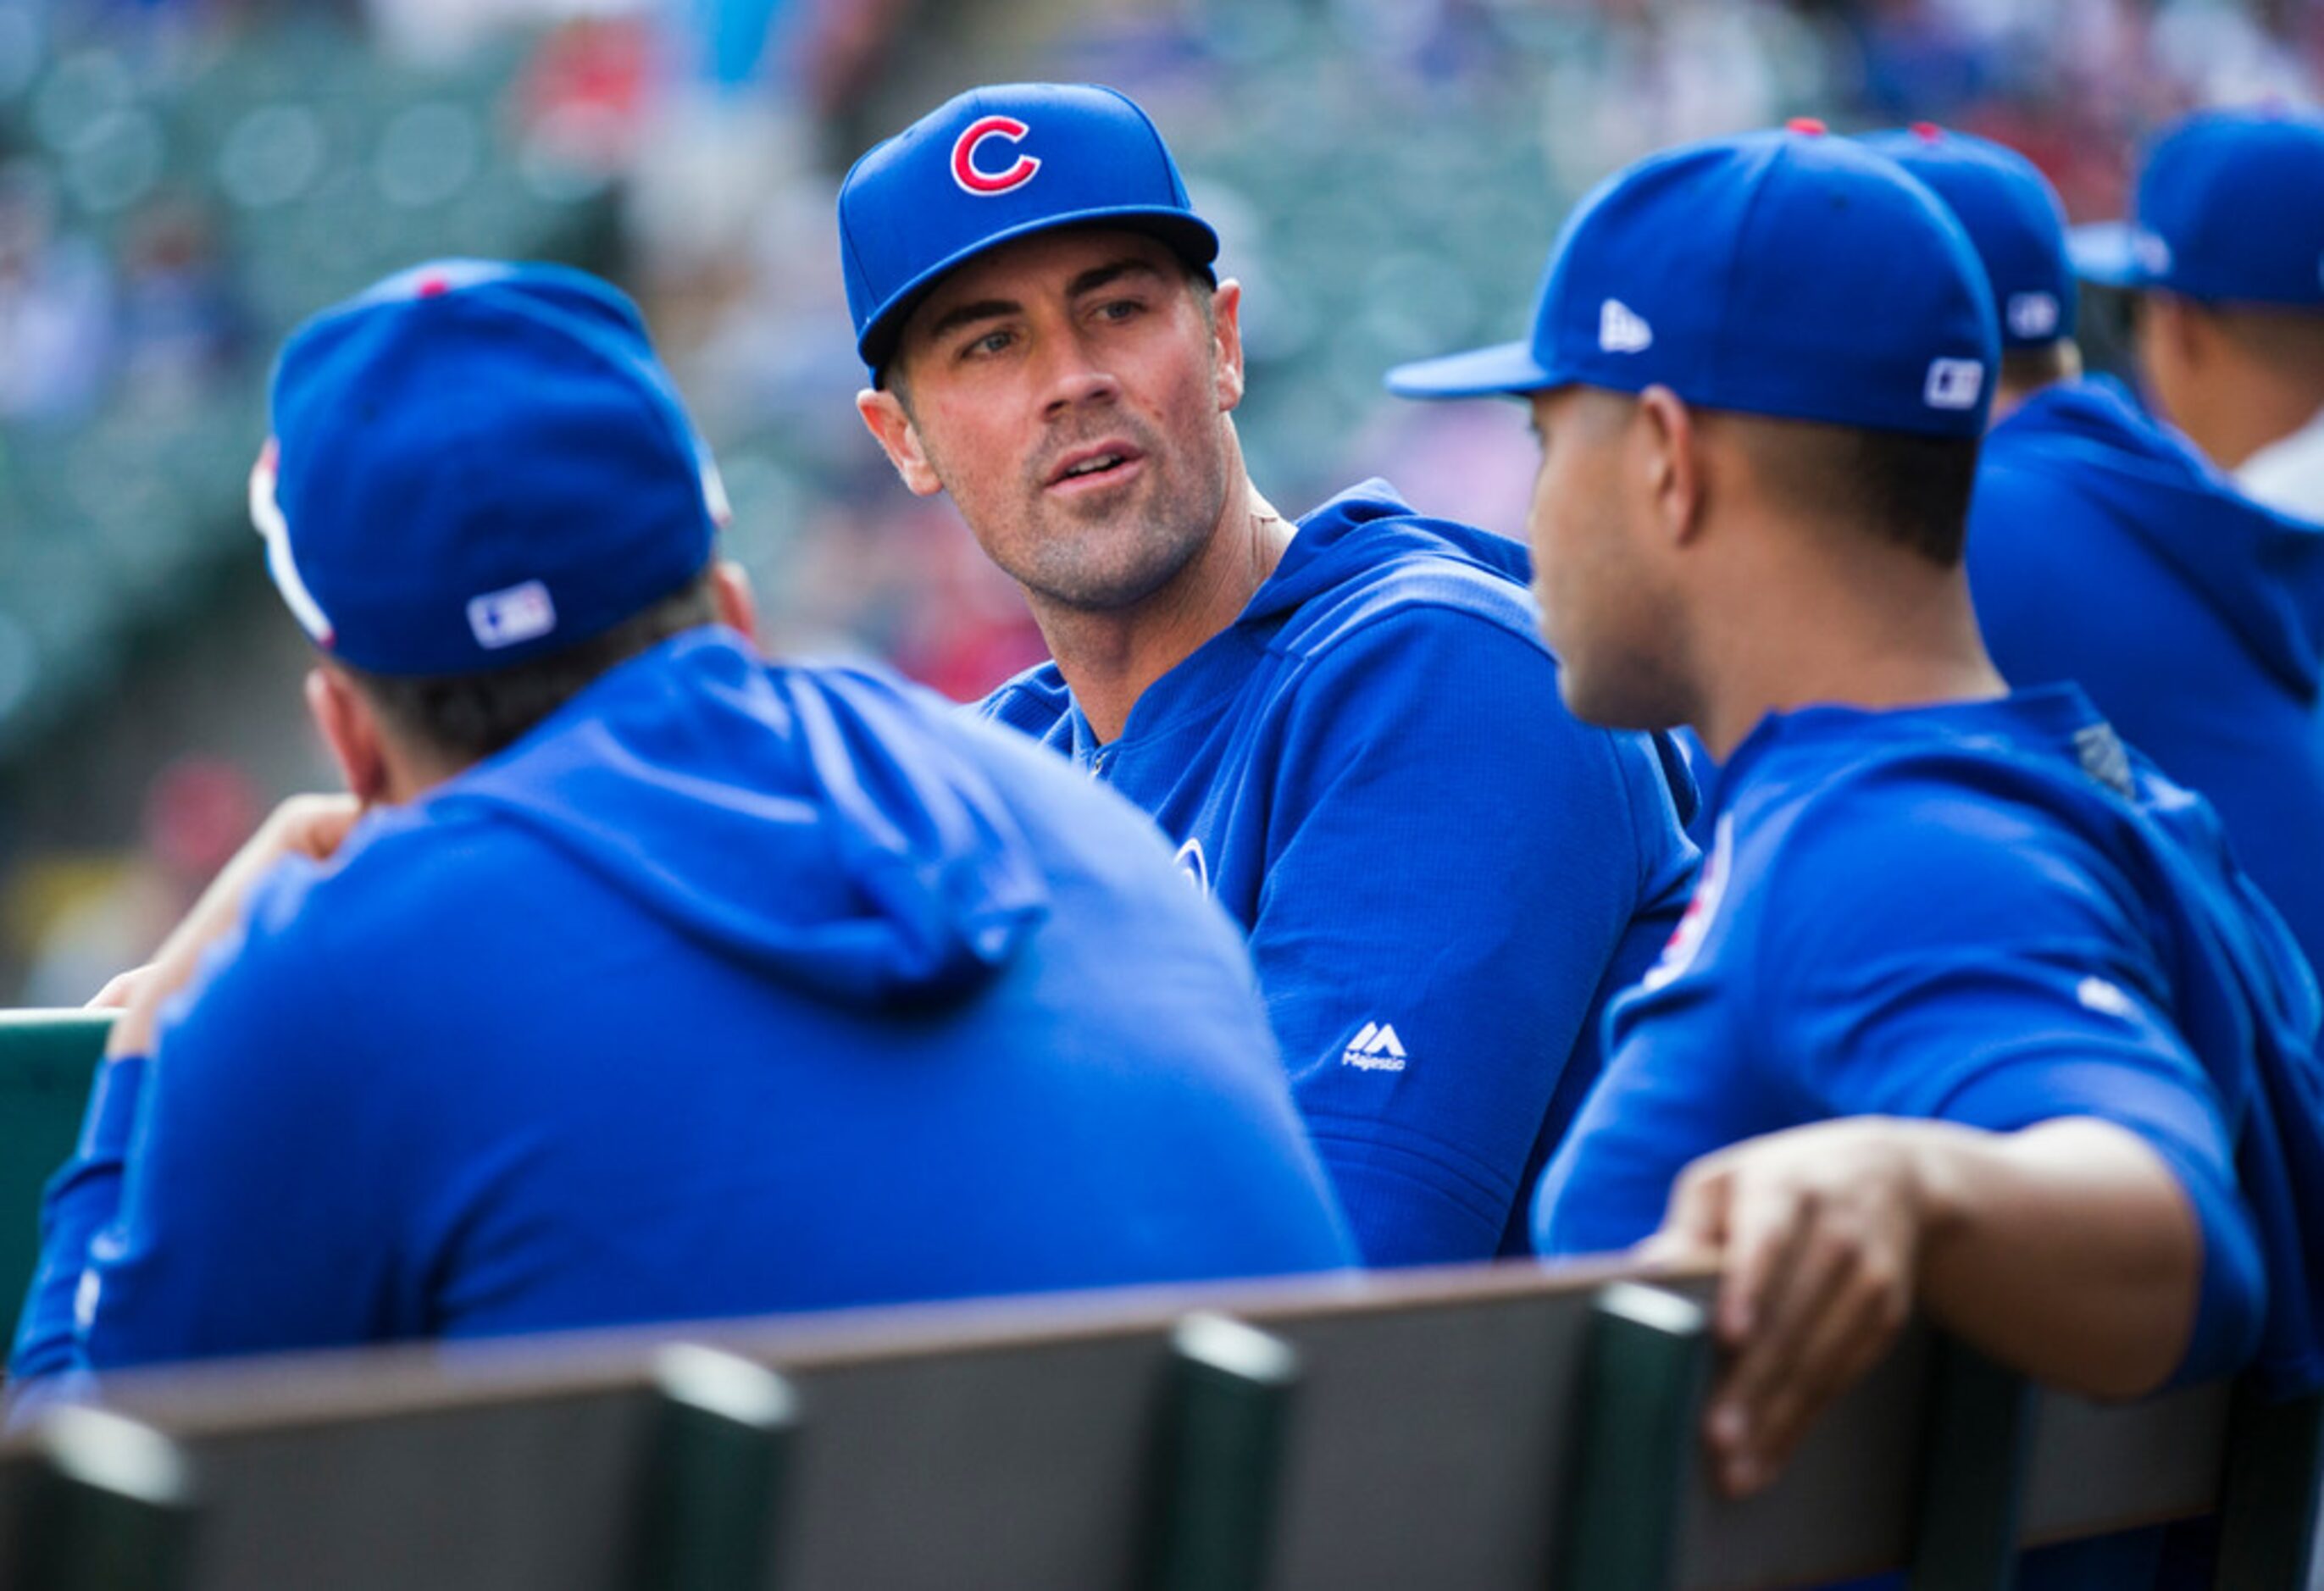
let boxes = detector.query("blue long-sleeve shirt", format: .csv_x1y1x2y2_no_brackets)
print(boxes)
984,480,1699,1265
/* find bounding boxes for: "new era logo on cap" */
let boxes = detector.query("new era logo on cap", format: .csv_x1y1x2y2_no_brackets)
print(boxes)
1924,357,1985,411
1599,298,1654,353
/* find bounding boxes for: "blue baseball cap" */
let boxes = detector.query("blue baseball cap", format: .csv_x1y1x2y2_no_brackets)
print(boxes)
1385,125,2000,439
254,259,727,678
838,82,1219,380
2069,107,2324,308
1860,124,2076,348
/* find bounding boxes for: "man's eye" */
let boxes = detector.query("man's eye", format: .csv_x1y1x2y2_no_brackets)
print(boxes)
961,329,1013,359
1095,298,1145,323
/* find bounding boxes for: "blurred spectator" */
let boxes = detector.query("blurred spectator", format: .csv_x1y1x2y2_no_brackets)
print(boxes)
0,164,113,424
114,194,247,413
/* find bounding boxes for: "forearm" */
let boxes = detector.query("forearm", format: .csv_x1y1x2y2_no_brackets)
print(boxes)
108,795,363,1057
1915,1117,2203,1399
8,1055,147,1380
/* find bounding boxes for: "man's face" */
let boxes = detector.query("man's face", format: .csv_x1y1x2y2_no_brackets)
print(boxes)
862,228,1243,613
1523,386,1691,730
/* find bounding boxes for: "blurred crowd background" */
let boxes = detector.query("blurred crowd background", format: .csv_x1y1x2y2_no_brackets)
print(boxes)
0,0,2316,1002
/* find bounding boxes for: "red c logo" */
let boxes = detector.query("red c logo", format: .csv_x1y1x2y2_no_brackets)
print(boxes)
951,115,1040,196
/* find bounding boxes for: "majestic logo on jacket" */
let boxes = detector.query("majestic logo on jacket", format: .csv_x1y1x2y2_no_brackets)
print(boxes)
1643,814,1732,992
951,116,1041,196
1341,1021,1409,1072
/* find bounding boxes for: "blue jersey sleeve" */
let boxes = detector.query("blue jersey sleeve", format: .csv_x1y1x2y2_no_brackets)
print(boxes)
8,1051,149,1386
1255,607,1671,1265
1756,780,2264,1383
16,863,402,1378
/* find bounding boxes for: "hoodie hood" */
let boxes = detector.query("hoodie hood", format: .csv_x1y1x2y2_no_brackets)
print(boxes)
1246,479,1535,625
1989,378,2324,694
430,629,1050,1007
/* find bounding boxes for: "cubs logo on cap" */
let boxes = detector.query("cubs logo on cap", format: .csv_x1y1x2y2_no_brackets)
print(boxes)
951,115,1040,196
258,260,725,678
1384,125,1998,440
838,83,1221,380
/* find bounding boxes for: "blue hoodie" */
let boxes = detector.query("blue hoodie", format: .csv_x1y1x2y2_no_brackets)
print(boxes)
1536,687,2324,1590
983,481,1700,1267
10,629,1353,1378
1969,375,2324,974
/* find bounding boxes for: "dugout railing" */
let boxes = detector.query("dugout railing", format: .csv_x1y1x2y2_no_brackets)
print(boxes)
0,1012,2316,1590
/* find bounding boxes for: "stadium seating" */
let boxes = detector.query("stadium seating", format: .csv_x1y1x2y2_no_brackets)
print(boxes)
0,1254,2313,1590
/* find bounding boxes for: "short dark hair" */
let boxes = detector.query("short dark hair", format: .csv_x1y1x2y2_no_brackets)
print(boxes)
1739,415,1983,567
2208,300,2324,374
338,568,719,767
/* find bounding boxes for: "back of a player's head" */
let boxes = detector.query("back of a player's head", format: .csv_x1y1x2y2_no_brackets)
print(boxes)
256,260,729,762
836,82,1220,386
1857,124,2081,400
1389,124,2000,564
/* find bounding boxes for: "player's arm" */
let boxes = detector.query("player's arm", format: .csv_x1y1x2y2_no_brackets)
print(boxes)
1649,789,2259,1496
1655,1113,2212,1497
101,796,362,1057
11,801,397,1389
1254,606,1676,1264
11,796,364,1387
8,1053,151,1385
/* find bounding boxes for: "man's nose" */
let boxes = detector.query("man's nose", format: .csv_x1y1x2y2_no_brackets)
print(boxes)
1038,330,1121,420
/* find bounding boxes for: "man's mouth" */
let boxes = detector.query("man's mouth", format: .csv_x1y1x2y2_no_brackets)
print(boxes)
1046,443,1145,490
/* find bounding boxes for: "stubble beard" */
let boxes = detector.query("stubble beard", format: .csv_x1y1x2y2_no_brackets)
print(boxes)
999,419,1234,616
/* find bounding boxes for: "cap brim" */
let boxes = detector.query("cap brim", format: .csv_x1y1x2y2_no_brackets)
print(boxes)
858,207,1220,377
1384,341,1556,400
2066,220,2148,288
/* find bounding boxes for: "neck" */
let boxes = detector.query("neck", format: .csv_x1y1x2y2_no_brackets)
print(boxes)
2188,366,2324,471
1032,467,1292,746
1986,377,2047,428
1688,524,2006,763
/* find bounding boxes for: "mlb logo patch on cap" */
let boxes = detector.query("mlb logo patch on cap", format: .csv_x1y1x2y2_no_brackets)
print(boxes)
469,581,557,651
1924,358,1985,410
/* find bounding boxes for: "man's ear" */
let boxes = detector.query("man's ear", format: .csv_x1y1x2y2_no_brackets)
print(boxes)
1210,278,1246,413
1634,385,1704,546
305,665,392,805
856,386,945,496
710,558,758,642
